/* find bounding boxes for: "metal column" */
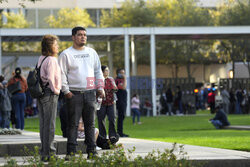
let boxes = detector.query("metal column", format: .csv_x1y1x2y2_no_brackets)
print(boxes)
107,40,113,77
150,29,157,116
124,32,131,116
131,35,137,76
0,36,2,75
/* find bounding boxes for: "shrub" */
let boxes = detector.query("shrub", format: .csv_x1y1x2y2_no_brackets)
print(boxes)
4,143,198,167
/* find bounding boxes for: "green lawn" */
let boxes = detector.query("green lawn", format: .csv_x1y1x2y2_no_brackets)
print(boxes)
24,113,250,152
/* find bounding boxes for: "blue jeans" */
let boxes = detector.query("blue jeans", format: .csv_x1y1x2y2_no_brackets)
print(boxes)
167,103,173,115
12,93,26,130
131,108,140,124
235,101,242,114
178,100,183,114
211,120,223,129
0,109,10,128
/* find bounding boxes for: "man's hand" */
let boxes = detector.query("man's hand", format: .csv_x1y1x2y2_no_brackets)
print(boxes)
97,89,105,98
65,92,74,99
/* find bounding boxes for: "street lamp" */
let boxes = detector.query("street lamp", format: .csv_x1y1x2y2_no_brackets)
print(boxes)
229,69,233,79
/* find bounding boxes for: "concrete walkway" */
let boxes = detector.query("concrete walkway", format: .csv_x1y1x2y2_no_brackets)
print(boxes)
223,125,250,130
1,131,250,167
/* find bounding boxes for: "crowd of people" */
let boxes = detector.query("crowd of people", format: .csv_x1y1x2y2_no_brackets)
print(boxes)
157,85,250,116
195,86,250,115
159,86,184,115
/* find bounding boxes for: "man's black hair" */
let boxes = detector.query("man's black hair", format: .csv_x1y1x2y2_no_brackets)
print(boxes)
116,68,124,75
72,26,86,36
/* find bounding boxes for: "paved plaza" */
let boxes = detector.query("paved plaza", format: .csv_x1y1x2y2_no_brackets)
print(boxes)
1,131,250,167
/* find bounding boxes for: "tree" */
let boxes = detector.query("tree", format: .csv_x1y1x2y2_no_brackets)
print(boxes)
1,12,37,52
149,0,213,26
101,0,158,27
2,11,31,28
45,7,96,51
148,0,213,79
100,0,215,79
216,0,250,78
46,7,95,28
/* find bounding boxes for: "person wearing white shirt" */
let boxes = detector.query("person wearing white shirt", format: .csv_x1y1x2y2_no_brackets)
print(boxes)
58,27,104,159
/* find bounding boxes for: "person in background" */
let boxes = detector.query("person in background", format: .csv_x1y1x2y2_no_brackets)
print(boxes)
0,80,12,128
8,67,28,130
131,94,141,125
0,75,4,127
176,86,183,115
235,88,243,114
97,65,119,145
32,98,38,116
220,87,230,114
229,88,236,114
208,89,216,114
209,103,230,129
37,35,61,162
160,90,167,115
165,88,173,116
115,68,129,137
143,98,152,116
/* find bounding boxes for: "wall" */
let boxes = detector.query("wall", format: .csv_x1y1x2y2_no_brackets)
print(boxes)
134,63,231,83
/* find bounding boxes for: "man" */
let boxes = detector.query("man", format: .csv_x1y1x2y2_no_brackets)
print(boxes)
58,26,104,159
115,69,129,137
220,87,230,114
176,86,183,115
209,103,230,129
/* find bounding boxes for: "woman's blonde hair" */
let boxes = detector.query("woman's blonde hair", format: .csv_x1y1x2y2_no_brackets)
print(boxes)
41,35,59,56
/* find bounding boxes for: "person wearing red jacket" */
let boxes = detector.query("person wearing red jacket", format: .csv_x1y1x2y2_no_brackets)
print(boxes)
208,89,216,114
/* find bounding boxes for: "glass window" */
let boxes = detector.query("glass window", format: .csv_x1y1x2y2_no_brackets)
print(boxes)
26,9,36,28
38,9,51,28
87,9,97,25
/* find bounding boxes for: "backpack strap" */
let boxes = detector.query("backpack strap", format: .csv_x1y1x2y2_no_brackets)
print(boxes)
37,56,49,88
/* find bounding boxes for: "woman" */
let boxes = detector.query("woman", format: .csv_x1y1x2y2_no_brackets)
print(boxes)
97,65,119,145
37,35,61,161
8,67,28,130
131,94,141,125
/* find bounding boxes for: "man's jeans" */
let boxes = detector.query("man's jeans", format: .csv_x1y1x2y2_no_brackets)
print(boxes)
97,104,116,139
211,120,223,129
37,89,58,157
66,90,96,155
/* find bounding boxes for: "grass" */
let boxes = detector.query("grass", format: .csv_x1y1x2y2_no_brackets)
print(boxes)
24,112,250,152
